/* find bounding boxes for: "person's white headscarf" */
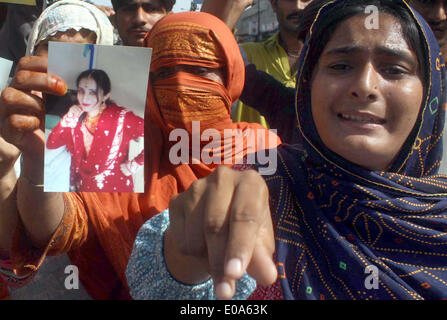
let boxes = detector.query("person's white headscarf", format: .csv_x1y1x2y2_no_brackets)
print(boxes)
26,0,114,56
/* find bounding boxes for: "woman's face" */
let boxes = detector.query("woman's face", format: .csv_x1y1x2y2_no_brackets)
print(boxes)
311,13,424,171
77,77,108,115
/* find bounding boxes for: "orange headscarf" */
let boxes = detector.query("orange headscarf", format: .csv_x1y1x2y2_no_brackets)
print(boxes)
141,12,281,215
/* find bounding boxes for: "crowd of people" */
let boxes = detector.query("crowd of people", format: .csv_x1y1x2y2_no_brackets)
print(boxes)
0,0,446,300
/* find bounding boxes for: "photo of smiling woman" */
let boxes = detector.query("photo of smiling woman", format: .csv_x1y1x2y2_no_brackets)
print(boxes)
46,69,144,192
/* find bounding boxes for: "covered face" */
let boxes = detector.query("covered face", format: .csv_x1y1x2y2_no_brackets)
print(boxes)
296,0,444,176
144,11,245,132
26,0,114,56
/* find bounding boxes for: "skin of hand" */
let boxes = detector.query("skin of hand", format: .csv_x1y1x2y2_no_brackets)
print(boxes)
164,165,278,300
0,56,67,175
68,104,83,118
0,136,19,180
120,161,133,177
0,136,19,256
201,0,254,30
61,104,83,128
0,55,67,248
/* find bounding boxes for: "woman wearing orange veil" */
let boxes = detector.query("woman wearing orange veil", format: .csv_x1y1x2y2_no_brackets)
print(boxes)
143,11,280,215
0,11,279,300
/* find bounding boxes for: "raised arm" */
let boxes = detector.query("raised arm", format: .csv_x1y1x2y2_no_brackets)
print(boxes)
241,63,296,123
201,0,253,30
0,55,67,249
161,166,277,299
0,137,20,256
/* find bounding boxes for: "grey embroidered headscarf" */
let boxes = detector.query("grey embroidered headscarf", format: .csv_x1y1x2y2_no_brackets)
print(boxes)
26,0,114,56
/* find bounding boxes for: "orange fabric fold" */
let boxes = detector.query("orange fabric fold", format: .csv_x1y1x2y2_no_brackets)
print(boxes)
142,12,281,216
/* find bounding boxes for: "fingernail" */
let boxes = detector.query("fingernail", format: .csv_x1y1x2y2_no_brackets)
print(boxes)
52,78,67,95
225,258,242,277
215,282,232,300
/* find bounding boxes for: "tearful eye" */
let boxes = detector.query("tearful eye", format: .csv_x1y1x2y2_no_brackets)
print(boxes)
383,66,406,76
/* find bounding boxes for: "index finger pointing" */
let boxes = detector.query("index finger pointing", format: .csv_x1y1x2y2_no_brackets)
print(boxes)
224,170,276,284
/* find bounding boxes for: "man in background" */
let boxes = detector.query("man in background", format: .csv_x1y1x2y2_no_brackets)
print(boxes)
111,0,174,46
410,0,447,56
232,0,313,128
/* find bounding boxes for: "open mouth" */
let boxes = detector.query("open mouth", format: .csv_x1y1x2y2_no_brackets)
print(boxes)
338,113,386,125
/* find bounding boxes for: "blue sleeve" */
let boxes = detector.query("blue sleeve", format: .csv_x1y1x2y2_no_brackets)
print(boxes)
126,209,257,300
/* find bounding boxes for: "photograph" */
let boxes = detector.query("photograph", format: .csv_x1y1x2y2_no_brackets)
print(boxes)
0,57,12,91
45,42,151,193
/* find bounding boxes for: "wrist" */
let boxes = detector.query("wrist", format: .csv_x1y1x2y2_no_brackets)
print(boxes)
0,168,17,202
0,160,16,180
20,154,44,186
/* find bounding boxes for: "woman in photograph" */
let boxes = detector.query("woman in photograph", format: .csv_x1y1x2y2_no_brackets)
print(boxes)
47,69,144,192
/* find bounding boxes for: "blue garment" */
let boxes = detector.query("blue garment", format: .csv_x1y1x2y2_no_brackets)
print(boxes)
265,0,447,300
126,210,257,300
